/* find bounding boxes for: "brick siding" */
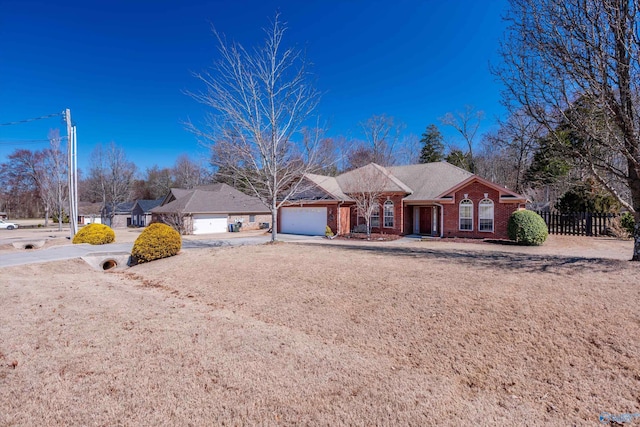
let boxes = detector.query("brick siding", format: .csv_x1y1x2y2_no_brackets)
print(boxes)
349,193,404,235
228,214,272,231
442,181,518,239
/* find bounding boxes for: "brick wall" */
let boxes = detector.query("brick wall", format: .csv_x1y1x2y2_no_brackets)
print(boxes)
338,206,351,235
350,193,404,235
442,181,519,239
228,214,271,231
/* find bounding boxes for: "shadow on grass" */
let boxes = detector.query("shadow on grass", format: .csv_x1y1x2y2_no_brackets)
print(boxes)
295,242,626,275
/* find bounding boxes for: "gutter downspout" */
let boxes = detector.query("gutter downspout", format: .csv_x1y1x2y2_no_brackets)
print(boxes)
434,202,444,238
337,200,344,235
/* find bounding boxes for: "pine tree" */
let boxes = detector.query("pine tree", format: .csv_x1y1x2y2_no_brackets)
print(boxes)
419,124,445,163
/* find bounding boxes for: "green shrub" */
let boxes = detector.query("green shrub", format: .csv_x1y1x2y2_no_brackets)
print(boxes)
131,223,182,264
325,225,334,238
507,210,548,246
620,212,636,237
72,223,115,245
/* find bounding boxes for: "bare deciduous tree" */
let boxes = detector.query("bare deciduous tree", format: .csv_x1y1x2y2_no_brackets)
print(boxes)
173,154,210,189
0,149,45,219
41,129,68,230
87,142,136,225
342,165,390,238
496,0,640,260
397,133,421,165
440,105,484,173
187,14,322,241
481,109,544,193
160,210,193,235
359,114,404,166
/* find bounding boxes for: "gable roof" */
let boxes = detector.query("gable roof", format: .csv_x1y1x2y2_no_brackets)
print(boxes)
336,163,413,194
104,201,135,215
77,202,102,216
295,162,526,204
133,198,163,213
303,173,353,201
435,174,527,202
151,183,269,215
387,162,474,201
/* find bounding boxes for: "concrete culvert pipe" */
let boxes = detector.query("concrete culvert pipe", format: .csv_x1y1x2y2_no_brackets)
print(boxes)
24,244,34,250
102,259,117,270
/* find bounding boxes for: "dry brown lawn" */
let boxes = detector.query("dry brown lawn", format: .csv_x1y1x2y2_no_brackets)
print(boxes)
1,239,639,426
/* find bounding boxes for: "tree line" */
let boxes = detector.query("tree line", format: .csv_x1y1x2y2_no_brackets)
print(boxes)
0,141,211,221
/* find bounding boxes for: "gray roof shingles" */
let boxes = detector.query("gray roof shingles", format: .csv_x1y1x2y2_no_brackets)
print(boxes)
152,183,269,215
387,162,474,201
307,162,474,202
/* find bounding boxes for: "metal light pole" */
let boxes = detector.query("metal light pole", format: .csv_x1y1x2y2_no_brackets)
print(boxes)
65,109,78,237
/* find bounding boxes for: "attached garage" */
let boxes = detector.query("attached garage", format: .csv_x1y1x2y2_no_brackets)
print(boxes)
192,214,228,234
280,207,327,236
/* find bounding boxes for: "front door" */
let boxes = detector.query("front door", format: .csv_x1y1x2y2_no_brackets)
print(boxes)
419,207,432,235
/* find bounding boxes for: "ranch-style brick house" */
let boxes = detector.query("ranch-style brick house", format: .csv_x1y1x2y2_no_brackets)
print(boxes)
278,162,527,239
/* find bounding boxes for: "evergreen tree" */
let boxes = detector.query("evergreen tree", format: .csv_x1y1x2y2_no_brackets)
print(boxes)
445,149,473,171
419,124,445,163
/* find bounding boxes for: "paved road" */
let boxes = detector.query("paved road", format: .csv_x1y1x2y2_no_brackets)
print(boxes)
0,234,321,268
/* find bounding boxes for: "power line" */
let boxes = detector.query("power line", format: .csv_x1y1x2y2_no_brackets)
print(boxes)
0,137,69,145
0,112,63,127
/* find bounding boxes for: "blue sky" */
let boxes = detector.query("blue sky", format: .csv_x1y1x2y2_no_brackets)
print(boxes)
0,0,509,174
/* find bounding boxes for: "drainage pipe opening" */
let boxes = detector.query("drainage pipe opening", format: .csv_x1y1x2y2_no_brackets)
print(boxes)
24,244,34,250
102,260,117,270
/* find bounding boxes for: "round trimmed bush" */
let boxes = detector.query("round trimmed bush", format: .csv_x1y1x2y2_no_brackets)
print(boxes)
72,223,115,245
131,223,182,264
507,210,548,246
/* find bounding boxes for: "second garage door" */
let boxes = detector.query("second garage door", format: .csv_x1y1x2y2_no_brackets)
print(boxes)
192,214,228,234
280,207,327,236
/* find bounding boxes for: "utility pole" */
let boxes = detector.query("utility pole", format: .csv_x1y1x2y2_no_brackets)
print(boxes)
65,109,78,237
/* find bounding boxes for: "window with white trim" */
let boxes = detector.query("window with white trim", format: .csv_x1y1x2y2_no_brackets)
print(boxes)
478,199,494,232
383,200,394,228
371,205,380,227
459,199,473,231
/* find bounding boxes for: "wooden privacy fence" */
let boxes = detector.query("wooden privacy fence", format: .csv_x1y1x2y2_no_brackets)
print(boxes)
535,211,616,236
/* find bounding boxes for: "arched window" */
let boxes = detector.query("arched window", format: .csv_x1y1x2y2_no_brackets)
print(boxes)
459,199,473,231
478,199,494,232
371,205,380,227
383,200,394,228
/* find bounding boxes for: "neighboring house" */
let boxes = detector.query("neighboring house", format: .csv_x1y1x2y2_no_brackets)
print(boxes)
278,162,527,239
102,201,134,228
151,183,271,235
131,198,163,227
77,202,103,225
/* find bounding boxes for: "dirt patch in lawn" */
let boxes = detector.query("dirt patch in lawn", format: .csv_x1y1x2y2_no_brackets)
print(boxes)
1,243,638,426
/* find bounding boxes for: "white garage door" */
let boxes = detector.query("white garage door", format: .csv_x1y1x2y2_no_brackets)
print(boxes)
280,207,327,236
192,214,228,234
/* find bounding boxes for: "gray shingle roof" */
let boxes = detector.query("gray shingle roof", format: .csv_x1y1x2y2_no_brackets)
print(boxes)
336,163,413,194
387,162,474,201
304,173,353,201
134,198,163,213
152,183,269,215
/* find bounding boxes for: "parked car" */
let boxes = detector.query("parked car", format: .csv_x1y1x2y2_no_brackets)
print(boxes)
0,220,18,230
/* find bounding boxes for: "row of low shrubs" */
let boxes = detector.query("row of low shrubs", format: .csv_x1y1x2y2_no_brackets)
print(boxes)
73,222,181,264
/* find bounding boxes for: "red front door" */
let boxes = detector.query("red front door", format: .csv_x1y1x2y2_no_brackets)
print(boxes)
419,207,432,235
